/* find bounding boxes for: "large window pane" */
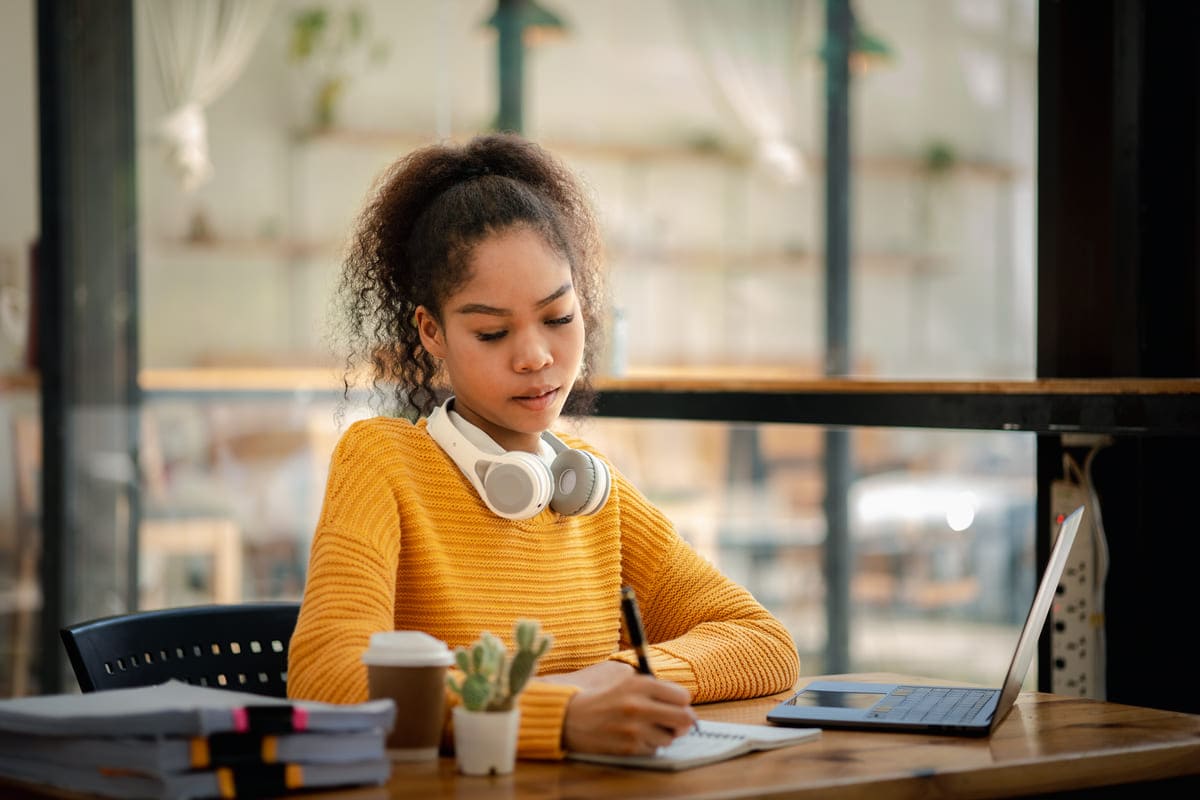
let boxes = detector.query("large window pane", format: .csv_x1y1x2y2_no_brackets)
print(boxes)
134,0,1036,379
127,0,1039,678
136,393,1039,685
577,417,1036,684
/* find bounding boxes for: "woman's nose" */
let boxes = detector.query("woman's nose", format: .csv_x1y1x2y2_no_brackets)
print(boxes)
512,331,553,372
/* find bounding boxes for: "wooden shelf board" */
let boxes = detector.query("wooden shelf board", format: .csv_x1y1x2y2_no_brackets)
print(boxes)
296,127,1023,180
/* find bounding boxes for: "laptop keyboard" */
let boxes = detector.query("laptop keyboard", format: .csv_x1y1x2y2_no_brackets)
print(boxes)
867,686,996,724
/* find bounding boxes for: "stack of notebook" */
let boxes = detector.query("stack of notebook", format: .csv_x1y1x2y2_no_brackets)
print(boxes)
0,680,395,799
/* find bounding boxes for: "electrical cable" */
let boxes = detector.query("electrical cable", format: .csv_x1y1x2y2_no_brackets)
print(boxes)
1061,440,1112,700
1081,440,1111,700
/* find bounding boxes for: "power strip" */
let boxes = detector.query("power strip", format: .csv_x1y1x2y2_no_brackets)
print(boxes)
1049,479,1099,696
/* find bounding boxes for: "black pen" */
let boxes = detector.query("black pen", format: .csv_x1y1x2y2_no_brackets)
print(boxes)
620,585,701,734
620,585,654,674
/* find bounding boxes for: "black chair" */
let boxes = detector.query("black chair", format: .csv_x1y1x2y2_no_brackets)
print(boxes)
60,601,301,697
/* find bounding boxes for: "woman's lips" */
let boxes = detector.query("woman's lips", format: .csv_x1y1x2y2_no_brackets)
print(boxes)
513,388,558,411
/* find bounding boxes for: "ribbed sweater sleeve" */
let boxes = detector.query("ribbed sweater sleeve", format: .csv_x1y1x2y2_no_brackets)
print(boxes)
287,422,401,704
604,467,801,702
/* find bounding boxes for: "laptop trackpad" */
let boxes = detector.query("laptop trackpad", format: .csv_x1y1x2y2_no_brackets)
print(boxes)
767,681,897,725
786,687,885,709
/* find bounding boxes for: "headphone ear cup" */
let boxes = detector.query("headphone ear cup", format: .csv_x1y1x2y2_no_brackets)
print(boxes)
481,451,554,519
549,449,610,516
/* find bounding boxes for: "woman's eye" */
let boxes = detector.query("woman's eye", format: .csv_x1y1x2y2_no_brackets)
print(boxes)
477,330,506,342
547,314,574,327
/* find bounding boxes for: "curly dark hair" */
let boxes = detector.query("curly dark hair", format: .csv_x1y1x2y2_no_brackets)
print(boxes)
335,133,607,419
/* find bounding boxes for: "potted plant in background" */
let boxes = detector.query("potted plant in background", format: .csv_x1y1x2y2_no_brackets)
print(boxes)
446,619,552,776
288,4,389,132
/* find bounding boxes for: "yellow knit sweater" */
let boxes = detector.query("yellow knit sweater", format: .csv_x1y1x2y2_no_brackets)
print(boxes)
287,416,800,759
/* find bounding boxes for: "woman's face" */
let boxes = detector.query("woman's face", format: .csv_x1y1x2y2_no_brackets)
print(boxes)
415,226,585,453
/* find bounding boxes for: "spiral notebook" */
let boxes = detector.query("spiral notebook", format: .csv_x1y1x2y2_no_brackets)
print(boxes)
567,720,820,771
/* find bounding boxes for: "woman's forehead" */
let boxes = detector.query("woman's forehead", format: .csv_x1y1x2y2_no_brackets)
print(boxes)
450,229,573,302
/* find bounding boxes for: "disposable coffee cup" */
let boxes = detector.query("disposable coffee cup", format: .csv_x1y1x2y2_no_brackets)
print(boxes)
362,630,455,761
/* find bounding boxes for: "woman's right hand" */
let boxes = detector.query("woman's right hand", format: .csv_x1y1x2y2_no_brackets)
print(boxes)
561,670,697,755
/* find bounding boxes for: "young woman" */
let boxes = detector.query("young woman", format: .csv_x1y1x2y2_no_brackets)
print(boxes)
287,133,799,758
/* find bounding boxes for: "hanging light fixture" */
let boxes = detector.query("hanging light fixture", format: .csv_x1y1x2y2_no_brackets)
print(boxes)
481,0,570,134
819,1,894,75
849,23,893,74
483,0,569,46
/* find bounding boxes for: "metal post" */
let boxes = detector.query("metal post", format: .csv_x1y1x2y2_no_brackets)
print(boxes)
37,0,140,692
822,0,854,673
495,0,525,133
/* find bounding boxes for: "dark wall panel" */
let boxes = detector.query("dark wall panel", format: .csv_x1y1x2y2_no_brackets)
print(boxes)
1037,0,1200,714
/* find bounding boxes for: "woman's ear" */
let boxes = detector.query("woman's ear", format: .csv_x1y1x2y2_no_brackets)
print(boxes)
414,305,446,358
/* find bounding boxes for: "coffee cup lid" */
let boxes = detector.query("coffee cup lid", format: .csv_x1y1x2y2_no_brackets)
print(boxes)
361,630,454,667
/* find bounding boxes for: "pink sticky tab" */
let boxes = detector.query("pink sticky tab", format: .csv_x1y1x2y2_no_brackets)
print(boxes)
231,707,249,733
292,707,309,731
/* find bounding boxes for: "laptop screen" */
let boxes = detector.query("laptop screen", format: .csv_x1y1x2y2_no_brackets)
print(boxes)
988,504,1084,730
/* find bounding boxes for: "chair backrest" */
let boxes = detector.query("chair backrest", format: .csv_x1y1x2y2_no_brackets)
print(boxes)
60,601,301,697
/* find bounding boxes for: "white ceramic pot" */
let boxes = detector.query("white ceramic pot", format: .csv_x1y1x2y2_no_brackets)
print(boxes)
452,706,521,776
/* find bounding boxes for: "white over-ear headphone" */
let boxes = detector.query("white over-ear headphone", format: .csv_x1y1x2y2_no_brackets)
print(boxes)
426,397,611,520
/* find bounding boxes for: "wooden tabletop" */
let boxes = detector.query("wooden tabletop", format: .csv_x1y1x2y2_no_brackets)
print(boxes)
3,673,1198,800
363,674,1200,799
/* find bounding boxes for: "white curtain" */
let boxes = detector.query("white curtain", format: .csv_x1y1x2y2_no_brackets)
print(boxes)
143,0,277,192
677,0,812,183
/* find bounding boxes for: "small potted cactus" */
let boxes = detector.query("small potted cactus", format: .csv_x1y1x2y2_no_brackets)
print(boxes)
447,619,552,775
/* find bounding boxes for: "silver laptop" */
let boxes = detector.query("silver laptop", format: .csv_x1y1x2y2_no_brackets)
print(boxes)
767,504,1085,737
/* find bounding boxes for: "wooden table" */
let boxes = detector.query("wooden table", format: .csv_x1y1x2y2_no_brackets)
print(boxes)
3,673,1199,799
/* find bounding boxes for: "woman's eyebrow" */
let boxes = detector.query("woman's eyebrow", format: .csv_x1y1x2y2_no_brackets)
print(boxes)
453,282,572,316
453,301,507,316
535,282,572,309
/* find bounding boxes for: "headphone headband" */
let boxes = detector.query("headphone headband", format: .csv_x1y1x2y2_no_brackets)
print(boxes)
426,397,610,520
